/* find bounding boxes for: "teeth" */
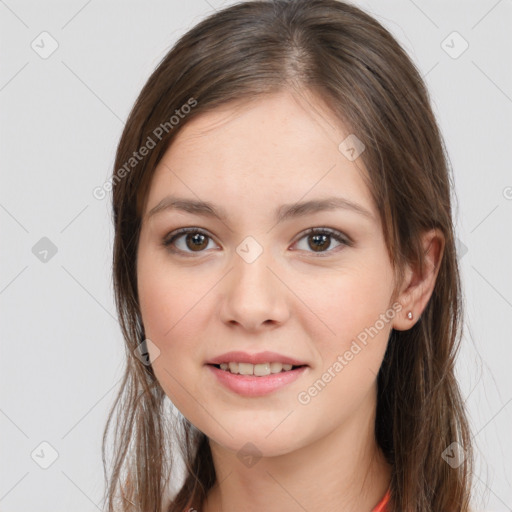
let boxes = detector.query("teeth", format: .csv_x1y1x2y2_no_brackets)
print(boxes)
217,362,297,376
238,362,254,375
254,363,271,376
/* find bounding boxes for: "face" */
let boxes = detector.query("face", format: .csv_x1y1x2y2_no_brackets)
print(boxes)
136,90,399,457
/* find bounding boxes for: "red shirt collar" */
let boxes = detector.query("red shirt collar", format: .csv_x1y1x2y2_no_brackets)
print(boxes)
372,488,391,512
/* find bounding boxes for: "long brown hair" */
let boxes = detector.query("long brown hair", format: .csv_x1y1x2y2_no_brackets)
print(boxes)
102,1,474,510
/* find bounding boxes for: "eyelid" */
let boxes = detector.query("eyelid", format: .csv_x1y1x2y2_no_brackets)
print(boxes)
293,227,352,247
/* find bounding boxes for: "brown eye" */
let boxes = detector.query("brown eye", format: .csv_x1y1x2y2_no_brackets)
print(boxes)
163,228,217,254
293,228,351,255
184,232,209,251
308,233,331,252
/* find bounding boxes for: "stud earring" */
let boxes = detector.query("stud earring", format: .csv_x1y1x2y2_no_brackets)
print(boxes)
407,311,413,320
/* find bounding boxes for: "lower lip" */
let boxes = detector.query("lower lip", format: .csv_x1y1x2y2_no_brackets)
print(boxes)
207,364,308,397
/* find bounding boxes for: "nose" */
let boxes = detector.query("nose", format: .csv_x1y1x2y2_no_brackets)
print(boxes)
219,245,290,332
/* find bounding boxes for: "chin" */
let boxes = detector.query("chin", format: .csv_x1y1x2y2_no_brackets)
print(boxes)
208,429,301,459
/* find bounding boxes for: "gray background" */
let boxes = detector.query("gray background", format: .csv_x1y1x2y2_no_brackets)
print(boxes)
1,0,511,510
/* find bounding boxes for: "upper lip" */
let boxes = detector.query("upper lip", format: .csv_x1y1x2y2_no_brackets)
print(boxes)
206,351,308,366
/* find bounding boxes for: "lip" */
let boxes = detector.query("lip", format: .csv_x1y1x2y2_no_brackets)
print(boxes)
207,364,308,397
205,351,308,366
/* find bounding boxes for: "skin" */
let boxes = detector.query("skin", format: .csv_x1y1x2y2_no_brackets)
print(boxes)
137,89,444,512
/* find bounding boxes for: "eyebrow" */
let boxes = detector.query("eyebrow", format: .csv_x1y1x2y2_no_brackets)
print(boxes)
146,195,374,223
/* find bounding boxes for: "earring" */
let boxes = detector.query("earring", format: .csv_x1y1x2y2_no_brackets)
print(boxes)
407,311,413,320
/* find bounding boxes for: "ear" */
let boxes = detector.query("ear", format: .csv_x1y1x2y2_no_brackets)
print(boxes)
392,228,445,331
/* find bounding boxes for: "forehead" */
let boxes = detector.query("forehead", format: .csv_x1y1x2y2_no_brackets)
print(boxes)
144,90,376,221
168,89,351,161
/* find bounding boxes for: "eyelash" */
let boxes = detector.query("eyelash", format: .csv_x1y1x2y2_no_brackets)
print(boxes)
161,227,353,257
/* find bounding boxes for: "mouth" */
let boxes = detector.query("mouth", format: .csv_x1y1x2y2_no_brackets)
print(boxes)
208,362,307,377
206,362,309,396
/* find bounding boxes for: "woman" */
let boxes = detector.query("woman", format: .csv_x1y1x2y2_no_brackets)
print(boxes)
102,1,474,510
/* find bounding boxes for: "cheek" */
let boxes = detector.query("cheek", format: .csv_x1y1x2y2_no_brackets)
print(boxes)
138,251,211,340
137,255,218,395
299,262,394,347
296,267,394,419
137,260,210,412
293,270,393,428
